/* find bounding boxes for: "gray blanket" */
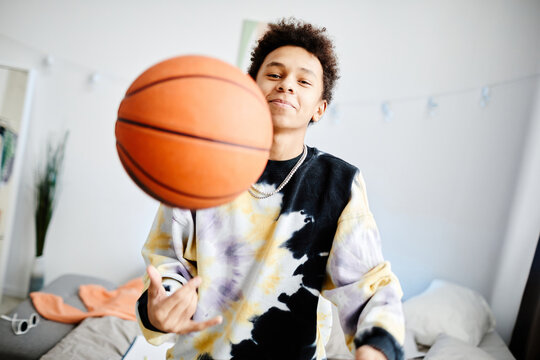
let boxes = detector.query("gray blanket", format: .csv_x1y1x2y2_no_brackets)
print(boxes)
40,316,140,360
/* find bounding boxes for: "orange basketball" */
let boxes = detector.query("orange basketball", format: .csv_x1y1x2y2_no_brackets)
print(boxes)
115,55,273,209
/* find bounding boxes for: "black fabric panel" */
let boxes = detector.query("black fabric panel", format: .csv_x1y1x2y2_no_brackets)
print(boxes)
509,235,540,360
228,146,358,359
355,326,405,360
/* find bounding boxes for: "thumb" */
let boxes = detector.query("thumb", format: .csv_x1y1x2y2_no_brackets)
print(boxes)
147,265,165,299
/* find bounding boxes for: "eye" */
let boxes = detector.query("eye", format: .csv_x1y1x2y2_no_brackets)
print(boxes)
267,74,281,78
299,80,311,85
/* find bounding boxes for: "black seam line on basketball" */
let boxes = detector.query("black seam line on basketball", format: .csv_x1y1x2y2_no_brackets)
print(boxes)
116,141,246,200
117,118,270,152
125,74,266,107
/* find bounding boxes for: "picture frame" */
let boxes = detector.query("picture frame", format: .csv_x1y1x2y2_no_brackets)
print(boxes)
236,19,269,72
0,63,35,301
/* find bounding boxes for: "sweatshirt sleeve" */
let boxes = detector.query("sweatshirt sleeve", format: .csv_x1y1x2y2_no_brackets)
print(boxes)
136,203,198,346
321,172,406,360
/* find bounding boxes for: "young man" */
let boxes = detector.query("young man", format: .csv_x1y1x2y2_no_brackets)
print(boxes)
136,18,406,360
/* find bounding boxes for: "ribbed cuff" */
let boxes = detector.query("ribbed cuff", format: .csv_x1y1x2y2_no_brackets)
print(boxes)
354,326,405,360
137,289,167,333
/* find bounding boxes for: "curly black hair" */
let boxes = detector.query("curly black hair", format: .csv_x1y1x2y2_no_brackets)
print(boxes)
247,17,340,105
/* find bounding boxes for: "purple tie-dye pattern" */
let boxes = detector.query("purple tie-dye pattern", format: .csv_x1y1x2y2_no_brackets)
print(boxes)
220,238,249,268
197,235,254,312
175,264,193,281
327,222,383,287
196,210,224,240
324,281,371,335
200,278,244,313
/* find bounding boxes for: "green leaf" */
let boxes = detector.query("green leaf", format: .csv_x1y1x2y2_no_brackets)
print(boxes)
34,131,69,257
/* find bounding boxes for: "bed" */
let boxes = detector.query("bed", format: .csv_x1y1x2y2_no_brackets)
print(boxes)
0,274,140,360
324,279,517,360
0,274,517,360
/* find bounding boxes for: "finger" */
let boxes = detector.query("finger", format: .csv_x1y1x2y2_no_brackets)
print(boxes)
150,289,195,332
167,287,197,322
162,279,197,310
184,290,198,318
153,276,201,329
182,316,223,333
183,276,202,292
164,293,198,333
147,265,166,299
165,276,201,305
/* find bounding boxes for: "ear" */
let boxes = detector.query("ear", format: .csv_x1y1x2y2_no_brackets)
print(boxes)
311,100,328,123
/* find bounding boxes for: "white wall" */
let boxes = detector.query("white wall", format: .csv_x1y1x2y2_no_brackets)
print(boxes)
0,0,539,344
490,79,540,342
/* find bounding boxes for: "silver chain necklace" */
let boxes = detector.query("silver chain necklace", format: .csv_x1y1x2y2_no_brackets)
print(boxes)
249,144,308,199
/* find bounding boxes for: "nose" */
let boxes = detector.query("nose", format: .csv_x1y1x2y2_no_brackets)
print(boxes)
276,76,294,93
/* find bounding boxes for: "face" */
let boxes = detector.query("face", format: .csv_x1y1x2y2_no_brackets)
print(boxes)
255,45,327,132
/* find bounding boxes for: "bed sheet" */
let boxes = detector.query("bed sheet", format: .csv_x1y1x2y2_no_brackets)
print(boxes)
478,331,516,360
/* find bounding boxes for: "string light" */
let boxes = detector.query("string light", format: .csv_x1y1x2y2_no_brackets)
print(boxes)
42,55,54,68
381,102,394,122
1,32,538,122
427,96,438,117
88,72,102,85
480,86,491,108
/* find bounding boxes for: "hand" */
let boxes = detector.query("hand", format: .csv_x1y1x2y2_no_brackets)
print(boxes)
146,265,222,334
355,345,387,360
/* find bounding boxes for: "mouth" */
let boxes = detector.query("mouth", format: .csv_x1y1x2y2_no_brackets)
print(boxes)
269,99,296,109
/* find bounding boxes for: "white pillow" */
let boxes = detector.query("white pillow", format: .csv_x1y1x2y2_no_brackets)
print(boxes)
424,333,496,359
403,279,496,347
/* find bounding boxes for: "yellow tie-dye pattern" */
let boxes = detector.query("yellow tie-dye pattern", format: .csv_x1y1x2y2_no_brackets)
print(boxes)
222,297,261,343
198,256,216,292
372,315,406,345
232,192,294,293
146,254,177,268
137,316,178,346
248,213,280,248
357,262,401,297
260,268,282,295
255,234,289,264
193,331,221,355
345,333,356,352
333,213,378,246
166,347,174,360
230,189,282,245
321,273,336,292
232,191,257,216
315,305,331,360
338,172,372,222
145,207,172,253
183,231,197,261
315,330,325,360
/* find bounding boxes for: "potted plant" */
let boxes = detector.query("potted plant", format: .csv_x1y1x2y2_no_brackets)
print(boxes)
29,132,68,293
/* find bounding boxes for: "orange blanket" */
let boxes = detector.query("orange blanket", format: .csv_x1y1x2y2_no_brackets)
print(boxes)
30,277,144,324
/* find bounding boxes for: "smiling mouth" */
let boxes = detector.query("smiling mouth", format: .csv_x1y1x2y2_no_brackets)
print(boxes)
269,100,295,109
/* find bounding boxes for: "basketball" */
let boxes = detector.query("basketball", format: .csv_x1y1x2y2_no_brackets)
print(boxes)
115,55,273,209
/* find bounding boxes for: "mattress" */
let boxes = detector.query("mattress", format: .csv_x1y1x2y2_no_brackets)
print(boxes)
478,330,516,360
405,329,516,360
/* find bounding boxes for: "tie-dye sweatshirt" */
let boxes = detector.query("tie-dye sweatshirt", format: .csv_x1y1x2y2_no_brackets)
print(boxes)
136,146,406,360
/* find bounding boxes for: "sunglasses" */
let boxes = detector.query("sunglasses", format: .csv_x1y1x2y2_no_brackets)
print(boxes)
1,312,40,335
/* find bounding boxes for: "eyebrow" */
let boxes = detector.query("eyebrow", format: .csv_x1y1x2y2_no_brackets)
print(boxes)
265,61,316,77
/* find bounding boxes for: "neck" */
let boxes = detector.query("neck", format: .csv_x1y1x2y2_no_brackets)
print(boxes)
269,129,306,160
